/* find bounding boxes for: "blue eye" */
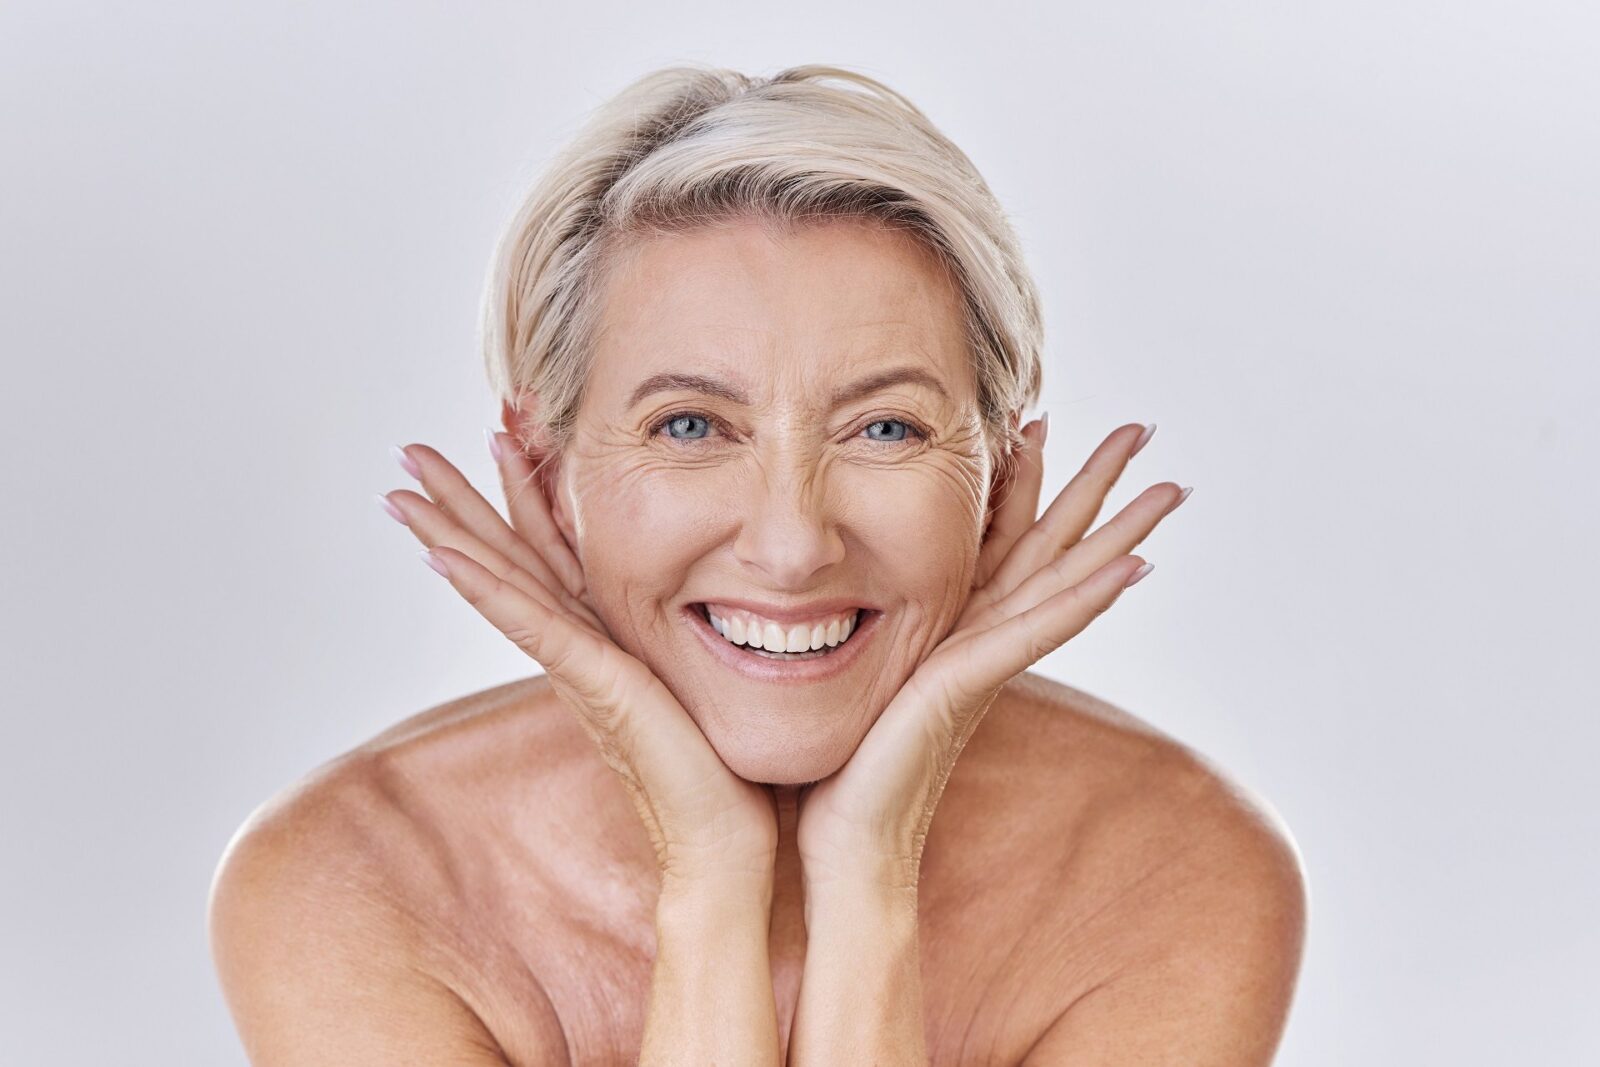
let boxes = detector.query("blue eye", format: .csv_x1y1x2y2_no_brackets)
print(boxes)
864,419,913,442
652,412,925,446
662,413,712,440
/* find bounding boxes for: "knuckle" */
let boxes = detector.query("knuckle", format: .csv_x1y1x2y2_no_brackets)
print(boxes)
1062,577,1110,621
502,623,545,660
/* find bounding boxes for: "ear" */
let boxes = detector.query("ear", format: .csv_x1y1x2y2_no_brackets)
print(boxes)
501,393,580,551
981,409,1026,542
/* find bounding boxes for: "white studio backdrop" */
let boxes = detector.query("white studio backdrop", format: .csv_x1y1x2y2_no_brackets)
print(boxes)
1,2,1595,1063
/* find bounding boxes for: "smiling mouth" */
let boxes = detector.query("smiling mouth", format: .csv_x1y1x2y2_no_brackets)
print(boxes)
693,603,868,661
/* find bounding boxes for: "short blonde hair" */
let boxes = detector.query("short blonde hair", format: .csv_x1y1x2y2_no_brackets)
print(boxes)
479,63,1044,468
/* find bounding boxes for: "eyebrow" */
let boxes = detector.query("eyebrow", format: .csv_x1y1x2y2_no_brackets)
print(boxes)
628,372,750,408
627,365,951,410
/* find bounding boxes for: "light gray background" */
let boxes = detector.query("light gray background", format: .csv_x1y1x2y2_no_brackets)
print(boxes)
3,2,1595,1063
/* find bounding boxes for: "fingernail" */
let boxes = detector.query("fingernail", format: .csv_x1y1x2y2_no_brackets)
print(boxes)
375,492,407,526
1131,423,1156,457
419,549,450,579
484,426,504,463
1175,485,1194,507
391,444,422,480
1039,410,1050,445
1123,561,1154,588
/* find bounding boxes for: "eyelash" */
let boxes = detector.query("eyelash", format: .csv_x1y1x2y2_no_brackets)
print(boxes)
649,410,929,446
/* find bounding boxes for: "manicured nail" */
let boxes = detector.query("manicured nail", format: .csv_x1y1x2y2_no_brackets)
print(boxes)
419,549,450,579
391,444,421,480
375,492,407,526
1039,410,1050,445
1131,423,1156,457
1175,485,1193,507
484,426,504,463
1123,561,1154,588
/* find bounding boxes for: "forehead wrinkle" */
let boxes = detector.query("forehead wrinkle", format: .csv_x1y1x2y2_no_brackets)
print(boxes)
601,321,767,409
601,301,970,420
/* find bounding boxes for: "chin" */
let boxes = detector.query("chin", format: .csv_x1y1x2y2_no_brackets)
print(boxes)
699,716,860,785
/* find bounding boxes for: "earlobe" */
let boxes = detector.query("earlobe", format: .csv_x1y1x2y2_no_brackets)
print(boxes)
981,453,1015,543
502,389,580,551
981,417,1026,539
539,452,581,552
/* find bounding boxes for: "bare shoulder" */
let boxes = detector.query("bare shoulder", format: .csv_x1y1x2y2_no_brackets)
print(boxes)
991,671,1307,918
981,673,1308,1064
989,672,1305,875
207,676,574,1065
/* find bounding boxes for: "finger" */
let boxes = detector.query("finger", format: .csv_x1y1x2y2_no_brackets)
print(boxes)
974,416,1046,589
489,431,588,601
420,544,629,717
397,441,583,608
383,487,605,636
423,545,741,826
941,555,1150,707
965,482,1185,631
980,422,1148,601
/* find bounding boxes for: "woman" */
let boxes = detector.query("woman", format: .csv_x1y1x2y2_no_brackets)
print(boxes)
209,64,1306,1065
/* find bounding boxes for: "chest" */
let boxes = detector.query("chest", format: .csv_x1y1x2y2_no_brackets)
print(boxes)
424,684,1130,1064
458,822,1088,1066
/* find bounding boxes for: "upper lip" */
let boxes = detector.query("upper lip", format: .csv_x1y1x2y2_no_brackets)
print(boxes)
692,597,877,625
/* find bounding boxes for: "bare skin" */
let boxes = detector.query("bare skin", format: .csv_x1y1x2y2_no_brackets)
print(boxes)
209,216,1306,1064
214,671,1304,1065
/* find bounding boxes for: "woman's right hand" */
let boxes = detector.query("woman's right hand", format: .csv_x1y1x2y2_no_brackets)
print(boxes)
377,430,779,890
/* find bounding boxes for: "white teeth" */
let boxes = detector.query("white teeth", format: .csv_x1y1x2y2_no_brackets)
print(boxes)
761,621,785,652
704,605,862,654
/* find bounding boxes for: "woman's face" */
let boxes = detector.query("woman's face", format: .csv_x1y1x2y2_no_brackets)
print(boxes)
538,216,1001,784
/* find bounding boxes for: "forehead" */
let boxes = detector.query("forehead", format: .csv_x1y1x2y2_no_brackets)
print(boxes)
586,216,974,405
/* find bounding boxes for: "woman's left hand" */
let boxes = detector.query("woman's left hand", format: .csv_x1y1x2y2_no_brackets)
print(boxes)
793,419,1190,895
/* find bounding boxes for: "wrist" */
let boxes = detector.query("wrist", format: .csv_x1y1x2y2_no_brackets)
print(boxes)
802,870,919,930
789,873,925,1065
644,859,782,1065
657,867,774,926
657,834,778,899
799,845,921,906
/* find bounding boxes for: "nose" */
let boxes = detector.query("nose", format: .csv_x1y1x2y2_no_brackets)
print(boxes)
732,461,846,589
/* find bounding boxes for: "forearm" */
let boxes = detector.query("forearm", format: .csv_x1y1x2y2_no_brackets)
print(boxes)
788,882,927,1065
640,873,782,1066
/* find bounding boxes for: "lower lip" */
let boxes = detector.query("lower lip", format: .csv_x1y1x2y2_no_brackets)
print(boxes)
682,604,880,684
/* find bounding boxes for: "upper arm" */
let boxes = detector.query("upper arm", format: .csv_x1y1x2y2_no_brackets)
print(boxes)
207,782,523,1066
1024,760,1309,1066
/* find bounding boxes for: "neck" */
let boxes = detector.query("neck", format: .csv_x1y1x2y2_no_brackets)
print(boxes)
768,784,809,962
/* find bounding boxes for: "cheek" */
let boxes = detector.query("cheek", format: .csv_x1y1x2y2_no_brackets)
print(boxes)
840,452,987,529
571,449,990,597
834,458,989,584
570,462,724,587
